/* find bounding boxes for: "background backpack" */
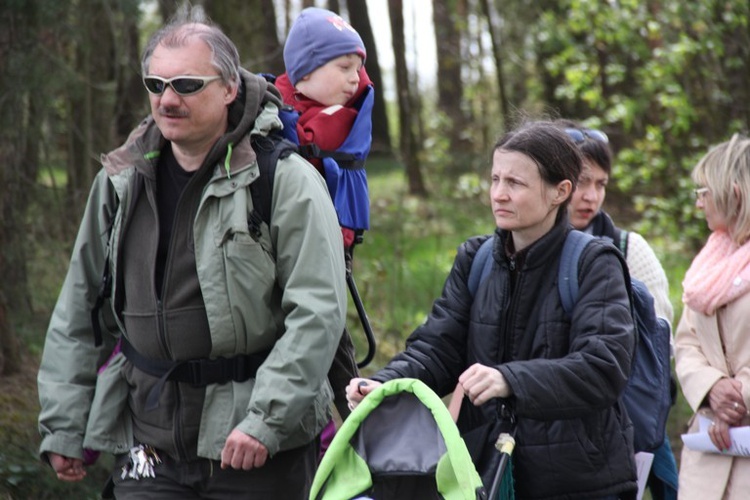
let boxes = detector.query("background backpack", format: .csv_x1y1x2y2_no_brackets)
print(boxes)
262,74,373,235
468,230,672,453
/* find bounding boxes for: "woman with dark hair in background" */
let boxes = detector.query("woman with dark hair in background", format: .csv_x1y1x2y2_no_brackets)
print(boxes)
560,119,677,500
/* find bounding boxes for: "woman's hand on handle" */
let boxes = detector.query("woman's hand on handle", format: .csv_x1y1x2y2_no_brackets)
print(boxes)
459,363,512,406
345,378,381,410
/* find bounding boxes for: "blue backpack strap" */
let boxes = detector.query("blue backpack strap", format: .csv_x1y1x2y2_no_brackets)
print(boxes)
558,230,596,317
468,236,495,299
277,105,301,144
322,85,374,231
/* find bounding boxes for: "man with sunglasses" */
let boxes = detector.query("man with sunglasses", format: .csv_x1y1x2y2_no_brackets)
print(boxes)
37,7,346,499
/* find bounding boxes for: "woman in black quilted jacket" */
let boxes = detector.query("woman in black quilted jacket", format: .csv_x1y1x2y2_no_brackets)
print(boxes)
347,120,638,500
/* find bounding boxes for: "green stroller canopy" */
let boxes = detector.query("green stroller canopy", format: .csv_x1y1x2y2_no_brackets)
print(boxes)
310,378,486,500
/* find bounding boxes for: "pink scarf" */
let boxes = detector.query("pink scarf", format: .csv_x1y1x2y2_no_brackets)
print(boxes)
683,230,750,315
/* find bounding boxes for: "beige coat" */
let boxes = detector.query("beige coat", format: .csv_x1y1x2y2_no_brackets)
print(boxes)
674,291,750,499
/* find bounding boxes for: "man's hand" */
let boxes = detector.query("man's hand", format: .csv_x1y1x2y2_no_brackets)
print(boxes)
221,429,268,470
48,453,86,482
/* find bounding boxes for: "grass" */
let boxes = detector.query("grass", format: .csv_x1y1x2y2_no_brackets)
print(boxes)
0,346,114,499
347,156,494,369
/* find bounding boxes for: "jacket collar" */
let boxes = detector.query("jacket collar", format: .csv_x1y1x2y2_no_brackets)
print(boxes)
496,214,571,271
587,210,618,240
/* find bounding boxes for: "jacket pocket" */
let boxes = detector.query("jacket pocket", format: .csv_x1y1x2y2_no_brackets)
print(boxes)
221,236,280,349
223,234,276,291
84,352,132,454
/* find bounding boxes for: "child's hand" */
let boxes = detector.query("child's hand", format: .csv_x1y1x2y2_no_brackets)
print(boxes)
342,227,356,249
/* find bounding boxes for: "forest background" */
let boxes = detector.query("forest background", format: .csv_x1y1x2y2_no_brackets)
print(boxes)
1,0,748,497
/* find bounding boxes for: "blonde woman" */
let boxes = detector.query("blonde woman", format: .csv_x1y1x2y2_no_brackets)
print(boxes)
675,134,750,498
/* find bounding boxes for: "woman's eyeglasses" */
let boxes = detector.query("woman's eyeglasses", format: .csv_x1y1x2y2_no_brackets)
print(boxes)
565,128,609,144
694,187,710,200
143,75,222,96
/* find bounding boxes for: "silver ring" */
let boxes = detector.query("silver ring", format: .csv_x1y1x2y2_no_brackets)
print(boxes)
734,402,740,411
347,401,355,411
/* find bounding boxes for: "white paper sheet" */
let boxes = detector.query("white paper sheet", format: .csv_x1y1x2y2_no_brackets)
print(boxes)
634,452,654,500
681,415,750,456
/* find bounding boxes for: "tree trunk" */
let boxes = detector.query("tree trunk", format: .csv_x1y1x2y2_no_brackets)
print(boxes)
208,0,284,75
347,0,392,155
0,1,37,374
114,8,148,145
479,0,510,127
388,0,427,196
158,0,179,23
432,0,472,170
67,0,119,221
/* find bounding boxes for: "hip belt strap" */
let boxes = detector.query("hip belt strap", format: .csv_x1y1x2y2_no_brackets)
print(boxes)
121,337,270,411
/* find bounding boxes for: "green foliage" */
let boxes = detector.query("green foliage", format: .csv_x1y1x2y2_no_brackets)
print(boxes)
522,0,750,241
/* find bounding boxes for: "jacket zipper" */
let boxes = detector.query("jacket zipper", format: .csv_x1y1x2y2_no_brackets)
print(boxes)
501,263,519,364
157,301,188,460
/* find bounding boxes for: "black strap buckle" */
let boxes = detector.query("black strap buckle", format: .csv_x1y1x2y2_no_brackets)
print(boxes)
186,355,249,386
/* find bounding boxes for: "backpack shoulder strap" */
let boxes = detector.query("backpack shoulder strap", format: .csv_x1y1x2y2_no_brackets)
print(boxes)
297,143,362,169
248,133,297,237
618,229,629,259
468,236,495,299
558,230,596,317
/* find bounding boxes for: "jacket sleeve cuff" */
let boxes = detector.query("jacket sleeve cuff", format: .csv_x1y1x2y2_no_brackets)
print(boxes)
39,433,84,462
495,368,512,398
235,415,281,457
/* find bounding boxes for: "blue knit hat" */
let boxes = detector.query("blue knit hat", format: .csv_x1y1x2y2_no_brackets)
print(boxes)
284,7,366,86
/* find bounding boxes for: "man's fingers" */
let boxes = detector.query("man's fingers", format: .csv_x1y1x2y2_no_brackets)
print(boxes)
220,447,232,469
253,448,268,469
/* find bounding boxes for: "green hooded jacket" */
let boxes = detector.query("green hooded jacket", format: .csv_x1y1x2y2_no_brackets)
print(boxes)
37,70,347,461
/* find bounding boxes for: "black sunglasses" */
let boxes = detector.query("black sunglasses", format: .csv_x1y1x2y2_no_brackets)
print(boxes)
564,128,609,144
143,75,222,96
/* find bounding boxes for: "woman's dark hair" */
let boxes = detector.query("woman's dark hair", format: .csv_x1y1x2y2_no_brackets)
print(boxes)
554,119,612,174
494,121,583,221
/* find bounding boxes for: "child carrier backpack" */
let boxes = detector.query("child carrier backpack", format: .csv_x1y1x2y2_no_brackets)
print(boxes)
261,74,377,368
310,378,488,500
263,74,373,236
468,230,672,453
